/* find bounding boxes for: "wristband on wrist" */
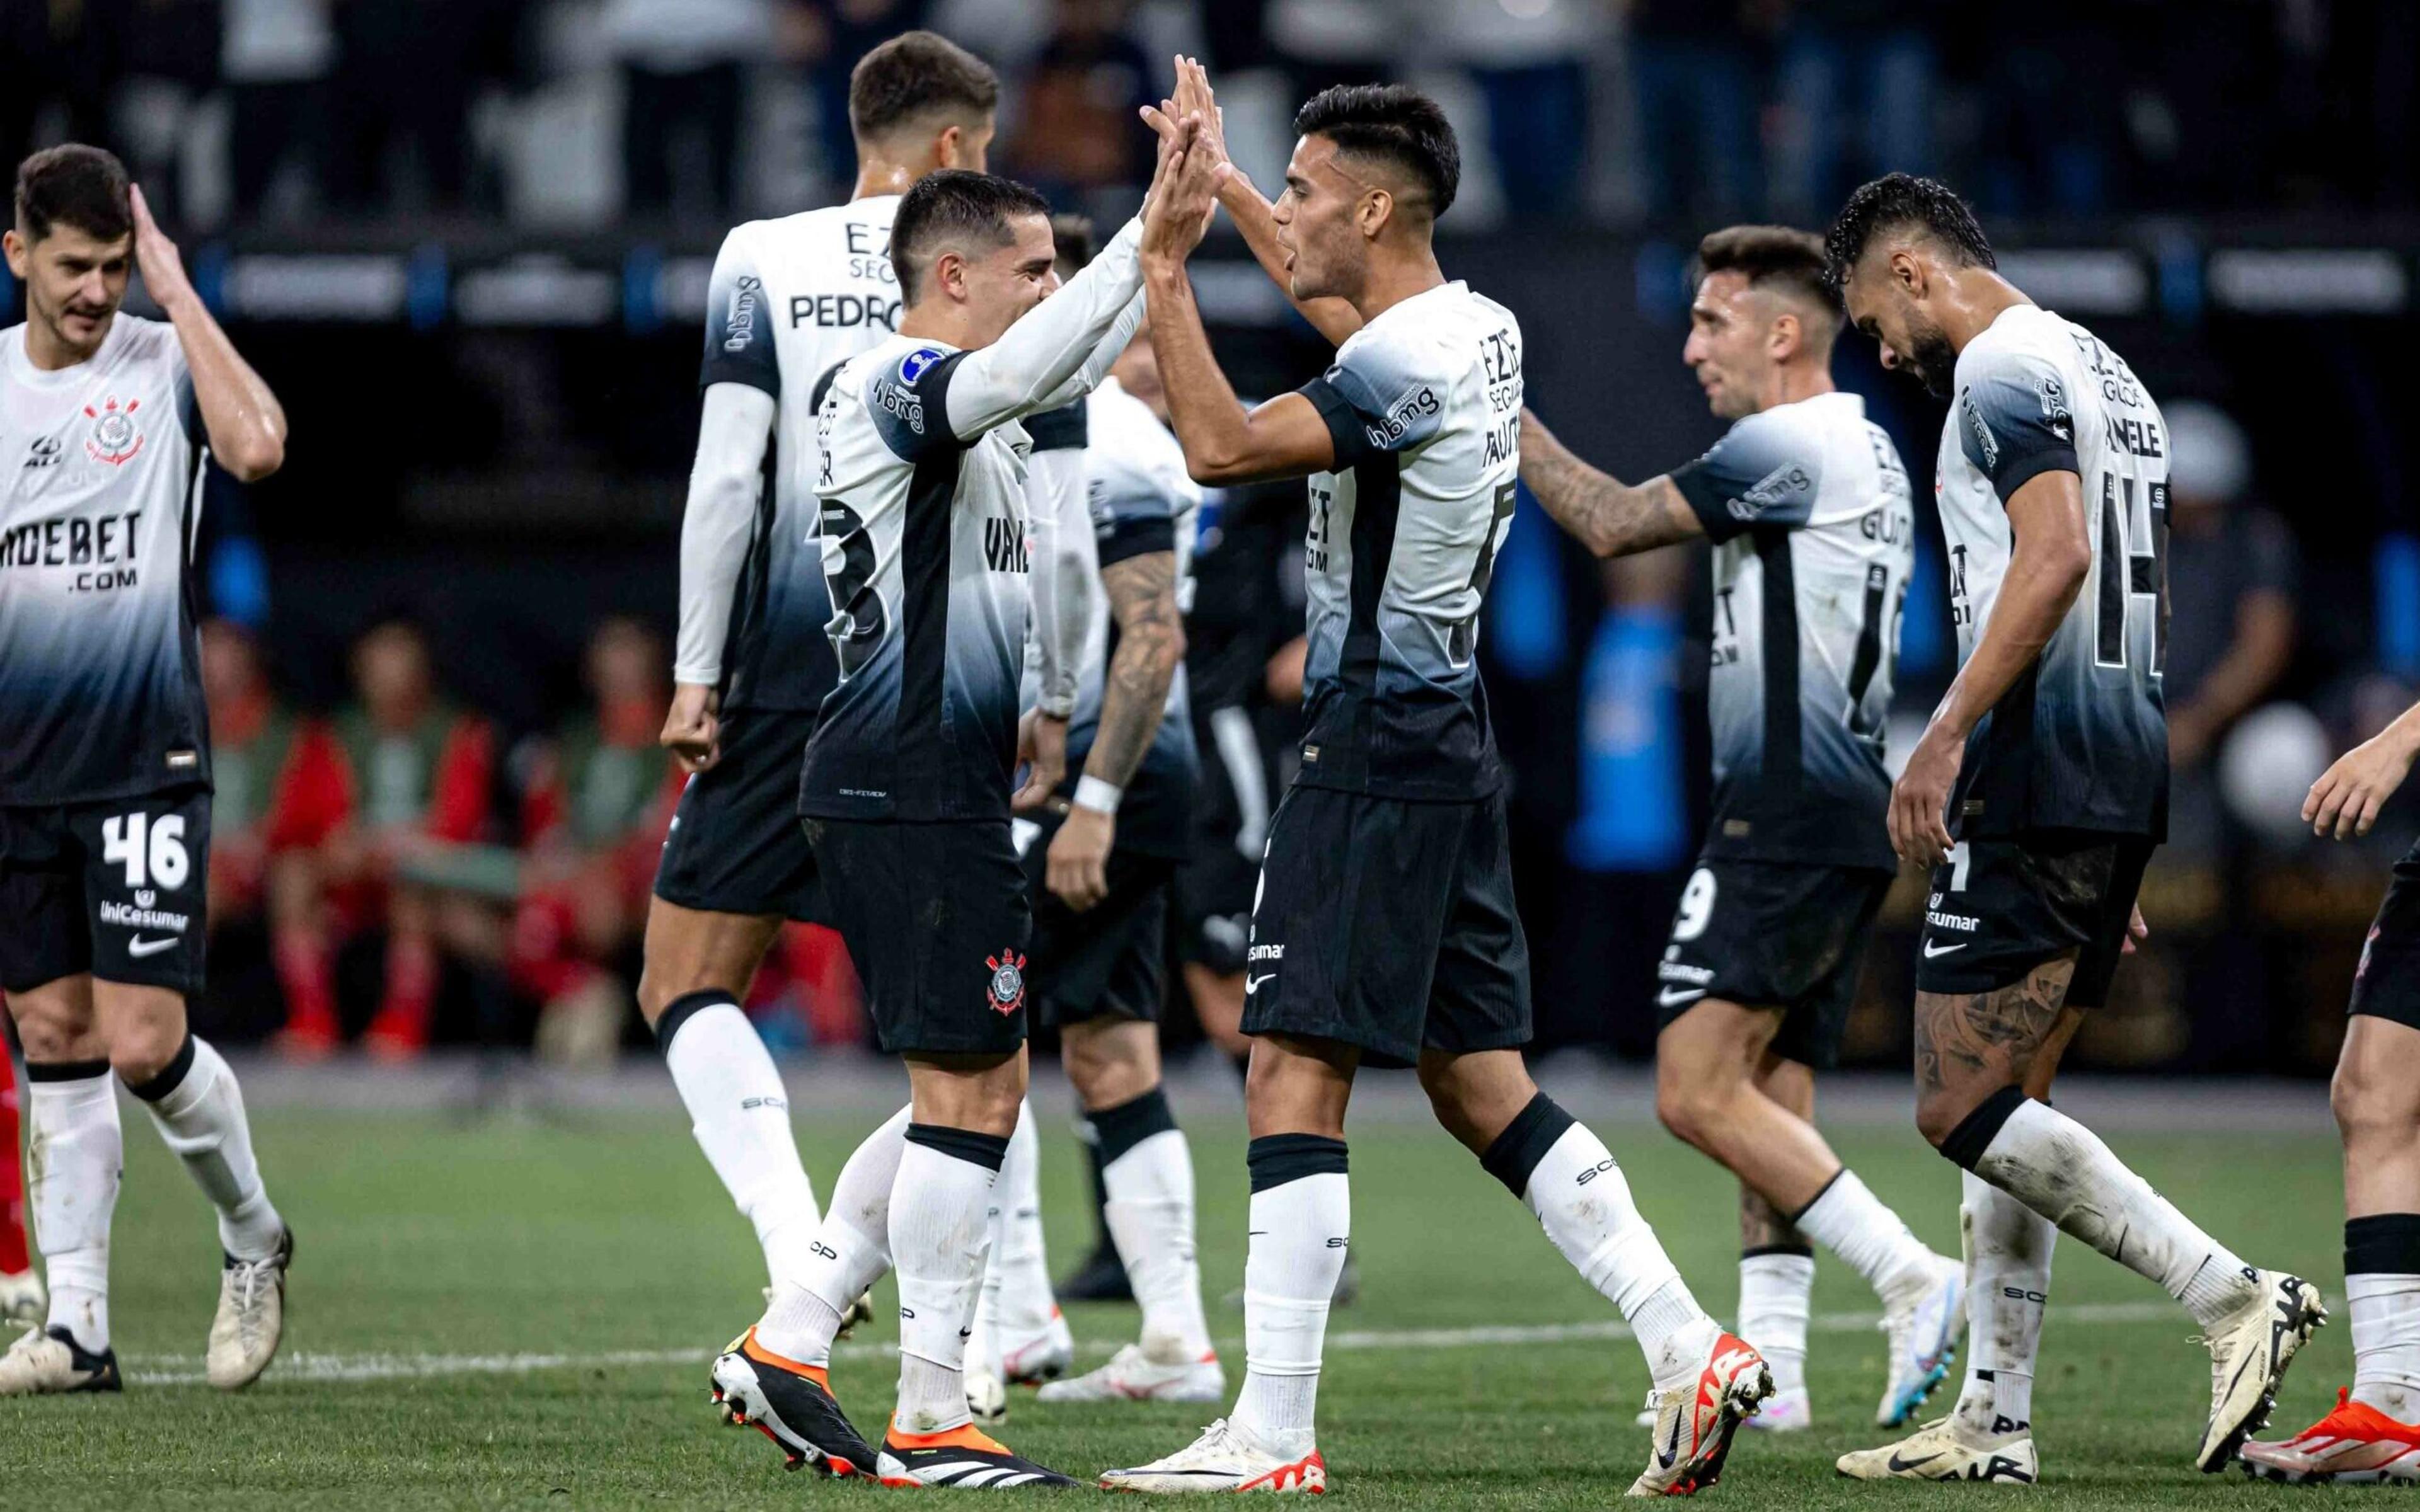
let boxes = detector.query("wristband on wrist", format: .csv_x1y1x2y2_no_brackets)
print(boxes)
1073,776,1124,815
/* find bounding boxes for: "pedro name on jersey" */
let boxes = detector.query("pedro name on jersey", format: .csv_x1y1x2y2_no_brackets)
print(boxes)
698,195,902,712
1293,280,1523,799
1,316,208,805
1939,303,2170,839
1669,391,1914,871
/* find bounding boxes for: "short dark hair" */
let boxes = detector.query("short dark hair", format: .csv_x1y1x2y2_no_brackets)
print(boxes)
14,144,131,245
1292,84,1460,219
1697,225,1840,326
1823,172,1995,294
850,31,1000,143
1049,213,1095,278
889,169,1050,304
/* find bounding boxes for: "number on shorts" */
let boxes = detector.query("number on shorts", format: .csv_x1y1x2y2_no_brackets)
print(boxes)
1946,840,1972,893
1671,867,1717,942
101,812,188,890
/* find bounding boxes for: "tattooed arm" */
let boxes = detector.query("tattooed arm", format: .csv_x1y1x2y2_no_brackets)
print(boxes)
1519,410,1702,559
1046,549,1185,911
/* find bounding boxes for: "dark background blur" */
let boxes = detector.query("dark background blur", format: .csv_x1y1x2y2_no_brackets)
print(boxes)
8,0,2417,1074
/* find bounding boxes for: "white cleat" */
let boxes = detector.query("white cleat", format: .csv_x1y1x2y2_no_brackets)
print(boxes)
1000,1309,1075,1386
1037,1341,1225,1404
1100,1418,1328,1493
0,1268,44,1326
0,1325,120,1395
1628,1329,1772,1498
2198,1269,2325,1472
1746,1385,1812,1433
1878,1254,1966,1426
206,1228,292,1391
1837,1414,2037,1483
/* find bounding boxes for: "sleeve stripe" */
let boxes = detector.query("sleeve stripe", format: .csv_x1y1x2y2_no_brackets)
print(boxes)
1097,516,1177,568
1668,458,1743,542
1296,376,1371,470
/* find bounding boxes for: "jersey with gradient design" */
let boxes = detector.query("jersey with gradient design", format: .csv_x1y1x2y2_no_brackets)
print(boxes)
798,335,1032,822
1,316,206,805
697,195,901,711
1939,304,2169,839
1068,375,1199,858
1293,280,1522,800
1670,391,1913,871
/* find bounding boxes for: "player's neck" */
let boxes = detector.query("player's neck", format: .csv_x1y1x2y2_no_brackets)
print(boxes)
1346,244,1446,326
1943,270,2033,355
851,159,922,200
1756,362,1833,413
897,301,980,350
23,314,105,372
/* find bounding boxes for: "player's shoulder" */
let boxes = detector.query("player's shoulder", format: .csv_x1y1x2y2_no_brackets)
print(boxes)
1956,304,2081,389
1086,381,1194,508
722,195,901,258
842,335,963,457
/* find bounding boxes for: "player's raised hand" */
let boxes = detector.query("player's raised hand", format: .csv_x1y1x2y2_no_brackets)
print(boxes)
660,682,722,773
2305,724,2419,840
1889,719,1962,869
1014,707,1070,813
127,185,196,314
1172,57,1232,181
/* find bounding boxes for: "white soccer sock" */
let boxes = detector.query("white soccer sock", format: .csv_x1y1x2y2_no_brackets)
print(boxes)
993,1101,1059,1341
28,1065,120,1354
1104,1127,1213,1360
1738,1249,1814,1396
2349,1272,2420,1421
1971,1096,2255,1327
757,1104,908,1365
1516,1120,1715,1389
1794,1168,1938,1305
129,1037,282,1261
890,1130,1006,1435
660,997,822,1287
1232,1137,1350,1459
1952,1171,2051,1437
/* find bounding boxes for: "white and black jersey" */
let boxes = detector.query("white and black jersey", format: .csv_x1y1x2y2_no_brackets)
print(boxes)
1939,304,2169,839
799,220,1146,823
1069,374,1200,858
0,317,207,805
1293,280,1523,800
1669,391,1914,871
694,195,902,711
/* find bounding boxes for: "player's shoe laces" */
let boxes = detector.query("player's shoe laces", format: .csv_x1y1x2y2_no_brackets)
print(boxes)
0,1268,45,1326
1878,1254,1966,1426
1628,1329,1773,1498
1037,1341,1224,1404
1099,1417,1328,1493
207,1227,292,1391
708,1327,877,1478
1746,1385,1812,1433
2242,1387,2420,1484
0,1325,121,1395
875,1418,1081,1489
2196,1269,2326,1472
1001,1309,1075,1386
1836,1414,2037,1483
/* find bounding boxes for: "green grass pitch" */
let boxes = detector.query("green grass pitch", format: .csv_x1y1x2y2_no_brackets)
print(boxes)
0,1089,2359,1508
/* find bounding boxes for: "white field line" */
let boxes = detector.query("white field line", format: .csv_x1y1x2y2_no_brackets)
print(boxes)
122,1300,2179,1389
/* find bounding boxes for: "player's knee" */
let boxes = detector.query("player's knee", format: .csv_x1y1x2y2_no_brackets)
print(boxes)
109,1024,185,1088
1914,1087,1974,1150
2332,1057,2420,1145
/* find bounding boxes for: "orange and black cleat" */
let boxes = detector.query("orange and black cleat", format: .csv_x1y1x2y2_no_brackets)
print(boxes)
875,1418,1082,1489
706,1327,877,1478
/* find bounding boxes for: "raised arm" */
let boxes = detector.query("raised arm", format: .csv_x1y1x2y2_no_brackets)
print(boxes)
1519,409,1702,558
1022,405,1098,722
131,185,284,481
943,218,1149,440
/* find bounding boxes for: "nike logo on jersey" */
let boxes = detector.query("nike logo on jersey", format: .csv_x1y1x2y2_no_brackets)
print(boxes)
127,935,179,958
1922,940,1969,959
1245,973,1276,995
1656,986,1708,1009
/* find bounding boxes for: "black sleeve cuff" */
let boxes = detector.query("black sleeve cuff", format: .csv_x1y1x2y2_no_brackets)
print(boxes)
698,358,780,399
1668,458,1745,542
1990,445,2079,505
1097,515,1177,568
1024,401,1088,453
1298,376,1373,471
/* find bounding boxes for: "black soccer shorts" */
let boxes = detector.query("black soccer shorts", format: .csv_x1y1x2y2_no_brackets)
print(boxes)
1240,784,1531,1068
1654,856,1894,1070
0,786,212,995
1914,828,2156,1009
805,815,1031,1058
1016,808,1176,1029
653,706,834,924
2349,837,2420,1029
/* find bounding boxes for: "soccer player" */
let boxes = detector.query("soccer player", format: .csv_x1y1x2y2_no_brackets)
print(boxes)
2237,711,2420,1483
1102,69,1770,1498
1518,225,1961,1435
0,145,292,1394
704,130,1218,1489
1824,173,2321,1482
640,32,1001,1300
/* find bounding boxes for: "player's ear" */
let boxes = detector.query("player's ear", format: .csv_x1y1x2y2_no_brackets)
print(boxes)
1,228,25,279
935,123,964,170
1889,247,1925,299
1356,186,1391,241
933,249,967,303
1769,311,1801,362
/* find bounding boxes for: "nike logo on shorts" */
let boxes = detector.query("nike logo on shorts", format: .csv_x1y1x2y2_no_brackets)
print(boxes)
1922,939,1969,959
127,935,179,958
1656,986,1707,1009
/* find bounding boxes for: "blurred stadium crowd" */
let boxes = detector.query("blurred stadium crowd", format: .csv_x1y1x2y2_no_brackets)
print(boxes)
2,0,2416,234
6,1,2417,1074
